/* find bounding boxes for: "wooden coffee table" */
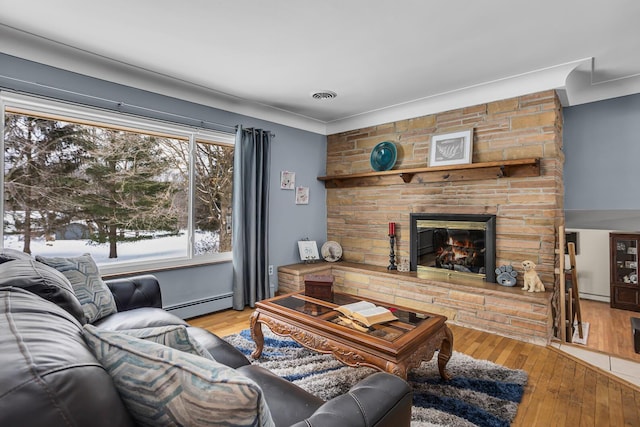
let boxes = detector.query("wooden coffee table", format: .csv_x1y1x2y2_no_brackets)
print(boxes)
250,291,453,380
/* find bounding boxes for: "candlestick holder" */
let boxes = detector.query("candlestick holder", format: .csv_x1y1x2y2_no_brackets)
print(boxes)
387,233,397,270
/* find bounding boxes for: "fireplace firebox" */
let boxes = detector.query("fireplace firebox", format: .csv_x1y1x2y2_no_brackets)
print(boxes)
410,213,496,282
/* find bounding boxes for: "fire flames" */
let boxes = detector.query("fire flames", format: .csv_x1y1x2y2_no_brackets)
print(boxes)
436,236,482,270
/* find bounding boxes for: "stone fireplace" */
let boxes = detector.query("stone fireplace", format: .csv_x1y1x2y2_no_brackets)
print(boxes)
410,213,496,282
320,90,563,344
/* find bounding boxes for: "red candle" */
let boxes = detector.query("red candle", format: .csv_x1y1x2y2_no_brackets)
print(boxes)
389,222,395,235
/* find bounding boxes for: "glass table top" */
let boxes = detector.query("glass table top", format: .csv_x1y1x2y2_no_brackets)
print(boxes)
269,292,432,342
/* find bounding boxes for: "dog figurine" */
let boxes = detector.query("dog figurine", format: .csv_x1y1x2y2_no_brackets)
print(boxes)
521,260,545,292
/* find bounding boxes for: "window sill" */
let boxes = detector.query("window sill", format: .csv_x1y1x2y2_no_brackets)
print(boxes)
101,253,233,279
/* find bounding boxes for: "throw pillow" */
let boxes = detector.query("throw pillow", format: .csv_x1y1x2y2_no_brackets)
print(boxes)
0,247,33,264
82,325,275,427
35,253,117,323
0,259,86,324
118,325,215,361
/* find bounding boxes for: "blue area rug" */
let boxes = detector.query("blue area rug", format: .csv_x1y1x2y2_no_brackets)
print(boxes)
225,329,527,427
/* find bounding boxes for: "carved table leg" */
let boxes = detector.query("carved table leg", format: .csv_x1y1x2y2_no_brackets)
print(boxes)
250,311,264,359
437,325,454,380
385,361,408,380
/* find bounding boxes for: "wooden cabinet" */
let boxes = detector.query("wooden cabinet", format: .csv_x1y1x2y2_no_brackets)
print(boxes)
610,233,640,311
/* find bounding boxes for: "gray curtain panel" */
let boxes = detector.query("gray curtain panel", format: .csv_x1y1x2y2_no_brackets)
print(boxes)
231,126,271,309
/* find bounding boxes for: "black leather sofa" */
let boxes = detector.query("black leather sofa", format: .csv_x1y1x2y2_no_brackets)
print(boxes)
0,257,412,427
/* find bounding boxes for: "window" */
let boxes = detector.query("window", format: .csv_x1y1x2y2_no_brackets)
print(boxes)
1,94,234,274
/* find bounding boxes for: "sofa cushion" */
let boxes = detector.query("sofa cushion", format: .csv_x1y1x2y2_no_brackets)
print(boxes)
93,306,188,330
82,325,275,427
0,287,135,427
186,326,251,368
0,259,86,324
119,325,215,360
237,365,324,427
0,247,33,264
36,253,117,323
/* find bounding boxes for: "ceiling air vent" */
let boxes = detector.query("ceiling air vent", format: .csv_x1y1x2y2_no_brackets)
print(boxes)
311,90,337,100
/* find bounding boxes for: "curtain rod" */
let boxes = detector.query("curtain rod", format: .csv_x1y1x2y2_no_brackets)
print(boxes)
236,126,276,138
1,77,275,137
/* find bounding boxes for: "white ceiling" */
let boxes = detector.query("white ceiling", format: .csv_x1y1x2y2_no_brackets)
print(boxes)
1,0,639,135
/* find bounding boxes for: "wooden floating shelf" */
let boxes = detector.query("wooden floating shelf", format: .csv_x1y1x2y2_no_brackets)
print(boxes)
318,158,540,188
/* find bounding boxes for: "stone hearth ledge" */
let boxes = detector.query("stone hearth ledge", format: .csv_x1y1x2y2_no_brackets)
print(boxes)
278,261,553,346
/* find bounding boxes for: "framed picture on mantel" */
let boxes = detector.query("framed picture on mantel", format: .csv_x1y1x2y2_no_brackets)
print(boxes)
298,240,319,262
429,129,473,167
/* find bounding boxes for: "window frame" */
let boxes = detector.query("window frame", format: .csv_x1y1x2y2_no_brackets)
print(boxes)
1,92,235,276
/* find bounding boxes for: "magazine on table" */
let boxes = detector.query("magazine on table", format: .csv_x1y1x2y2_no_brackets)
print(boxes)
335,301,397,328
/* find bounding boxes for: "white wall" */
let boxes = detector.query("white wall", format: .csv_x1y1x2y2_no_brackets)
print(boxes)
566,228,610,302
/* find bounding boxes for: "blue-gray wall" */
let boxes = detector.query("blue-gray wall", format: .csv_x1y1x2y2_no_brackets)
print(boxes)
0,53,327,318
563,93,640,230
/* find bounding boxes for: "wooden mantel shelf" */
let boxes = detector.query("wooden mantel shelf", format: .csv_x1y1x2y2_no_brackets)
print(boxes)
318,158,540,188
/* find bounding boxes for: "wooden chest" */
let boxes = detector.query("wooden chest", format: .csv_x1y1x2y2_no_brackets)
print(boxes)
304,274,334,300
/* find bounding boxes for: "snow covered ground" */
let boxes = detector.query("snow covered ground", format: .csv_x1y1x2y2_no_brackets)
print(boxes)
4,233,190,265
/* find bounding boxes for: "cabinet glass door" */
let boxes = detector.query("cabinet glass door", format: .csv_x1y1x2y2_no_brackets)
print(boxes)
614,238,638,285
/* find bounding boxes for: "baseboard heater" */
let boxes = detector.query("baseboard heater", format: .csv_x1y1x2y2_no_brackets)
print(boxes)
164,293,233,319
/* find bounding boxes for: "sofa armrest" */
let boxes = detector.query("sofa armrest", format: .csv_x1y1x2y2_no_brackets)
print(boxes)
104,275,162,311
290,372,412,427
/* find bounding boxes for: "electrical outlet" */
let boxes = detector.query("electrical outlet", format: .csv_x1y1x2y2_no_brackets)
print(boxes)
268,265,274,275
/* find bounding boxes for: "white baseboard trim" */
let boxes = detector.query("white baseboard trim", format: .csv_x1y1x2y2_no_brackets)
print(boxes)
579,293,609,303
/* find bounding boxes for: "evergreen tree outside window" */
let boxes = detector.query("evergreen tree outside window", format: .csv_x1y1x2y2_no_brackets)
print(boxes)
1,94,234,274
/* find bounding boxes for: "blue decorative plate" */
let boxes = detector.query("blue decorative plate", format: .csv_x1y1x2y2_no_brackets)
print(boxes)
370,141,397,171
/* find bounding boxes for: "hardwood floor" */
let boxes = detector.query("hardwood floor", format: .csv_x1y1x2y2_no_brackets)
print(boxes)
578,299,640,362
189,306,255,337
188,308,640,427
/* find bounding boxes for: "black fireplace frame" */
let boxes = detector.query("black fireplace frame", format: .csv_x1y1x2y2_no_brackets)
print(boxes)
409,213,496,282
